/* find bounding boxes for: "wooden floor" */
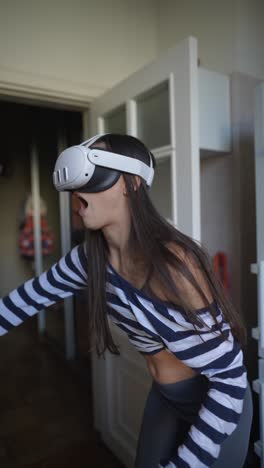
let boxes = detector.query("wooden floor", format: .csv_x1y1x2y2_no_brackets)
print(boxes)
0,320,125,468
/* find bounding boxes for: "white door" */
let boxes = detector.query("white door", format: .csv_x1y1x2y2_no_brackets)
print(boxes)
252,82,264,464
88,36,200,467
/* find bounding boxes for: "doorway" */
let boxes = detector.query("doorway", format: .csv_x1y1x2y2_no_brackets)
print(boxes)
0,99,88,358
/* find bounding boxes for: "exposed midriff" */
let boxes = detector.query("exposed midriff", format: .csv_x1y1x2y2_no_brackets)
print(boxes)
143,348,197,385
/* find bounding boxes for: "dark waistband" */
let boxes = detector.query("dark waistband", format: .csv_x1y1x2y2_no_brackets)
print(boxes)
153,373,209,422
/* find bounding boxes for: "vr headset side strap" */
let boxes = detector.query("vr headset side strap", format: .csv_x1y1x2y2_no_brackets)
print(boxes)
88,149,154,187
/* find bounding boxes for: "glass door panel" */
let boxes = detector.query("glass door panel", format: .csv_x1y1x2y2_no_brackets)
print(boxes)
136,81,170,149
149,156,172,221
104,105,126,134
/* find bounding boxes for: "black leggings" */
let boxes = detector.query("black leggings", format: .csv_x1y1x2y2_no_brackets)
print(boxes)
135,373,253,467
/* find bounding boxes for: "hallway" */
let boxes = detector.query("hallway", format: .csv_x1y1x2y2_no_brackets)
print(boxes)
0,319,124,468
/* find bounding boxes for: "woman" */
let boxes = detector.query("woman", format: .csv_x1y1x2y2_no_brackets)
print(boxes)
0,133,252,467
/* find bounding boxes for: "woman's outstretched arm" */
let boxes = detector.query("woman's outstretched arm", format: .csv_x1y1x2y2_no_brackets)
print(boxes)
0,243,87,336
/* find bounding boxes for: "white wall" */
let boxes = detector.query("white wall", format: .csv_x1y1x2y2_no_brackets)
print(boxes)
233,0,264,79
0,0,158,103
156,0,264,79
1,0,263,105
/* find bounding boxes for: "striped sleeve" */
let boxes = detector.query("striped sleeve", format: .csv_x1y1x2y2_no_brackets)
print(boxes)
158,313,247,468
0,243,87,336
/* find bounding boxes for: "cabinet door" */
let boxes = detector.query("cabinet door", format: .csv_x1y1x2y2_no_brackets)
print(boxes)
88,36,200,467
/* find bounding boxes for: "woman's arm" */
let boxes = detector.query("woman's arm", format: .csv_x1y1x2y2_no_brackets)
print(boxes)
0,243,87,336
158,247,247,467
159,337,247,467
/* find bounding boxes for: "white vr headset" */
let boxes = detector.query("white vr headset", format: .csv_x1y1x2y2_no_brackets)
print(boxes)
53,133,155,193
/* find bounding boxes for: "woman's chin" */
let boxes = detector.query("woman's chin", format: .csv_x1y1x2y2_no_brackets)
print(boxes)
82,219,102,230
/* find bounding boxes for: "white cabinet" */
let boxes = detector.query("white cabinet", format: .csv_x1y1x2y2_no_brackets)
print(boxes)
199,67,231,153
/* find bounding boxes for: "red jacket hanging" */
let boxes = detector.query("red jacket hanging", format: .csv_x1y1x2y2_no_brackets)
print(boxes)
18,194,54,258
213,251,229,293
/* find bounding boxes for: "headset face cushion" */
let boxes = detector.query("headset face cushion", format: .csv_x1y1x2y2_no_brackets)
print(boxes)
76,166,121,193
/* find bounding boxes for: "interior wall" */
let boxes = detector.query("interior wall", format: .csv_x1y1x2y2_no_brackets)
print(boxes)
199,72,259,377
231,72,259,368
229,71,261,451
200,153,234,287
1,0,263,104
0,0,158,101
233,0,264,80
156,0,264,79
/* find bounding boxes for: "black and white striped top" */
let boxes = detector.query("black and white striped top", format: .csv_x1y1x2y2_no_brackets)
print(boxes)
0,243,247,467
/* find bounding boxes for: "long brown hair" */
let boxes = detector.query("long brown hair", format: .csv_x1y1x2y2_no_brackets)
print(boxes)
84,133,247,357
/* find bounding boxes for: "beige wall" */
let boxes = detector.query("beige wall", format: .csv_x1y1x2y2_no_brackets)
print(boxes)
231,72,259,380
156,0,264,79
0,0,158,103
1,0,263,106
